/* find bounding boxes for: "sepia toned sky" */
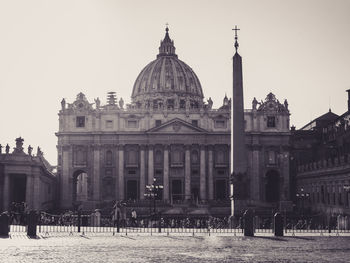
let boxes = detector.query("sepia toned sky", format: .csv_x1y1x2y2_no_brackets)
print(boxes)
0,0,349,165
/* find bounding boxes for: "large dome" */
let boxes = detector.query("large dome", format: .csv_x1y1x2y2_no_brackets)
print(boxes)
131,27,204,109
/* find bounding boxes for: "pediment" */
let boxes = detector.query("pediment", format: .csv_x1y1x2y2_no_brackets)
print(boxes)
146,118,207,134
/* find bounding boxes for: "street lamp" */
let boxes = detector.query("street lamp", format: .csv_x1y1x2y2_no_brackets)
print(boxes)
296,188,310,217
144,178,163,219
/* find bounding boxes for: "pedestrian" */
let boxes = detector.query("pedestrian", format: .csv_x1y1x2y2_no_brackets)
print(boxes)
131,209,137,227
111,201,120,228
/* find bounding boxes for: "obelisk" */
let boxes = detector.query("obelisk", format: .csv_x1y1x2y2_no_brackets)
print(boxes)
231,26,248,217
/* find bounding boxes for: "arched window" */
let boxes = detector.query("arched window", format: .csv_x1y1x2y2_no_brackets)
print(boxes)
155,150,162,164
216,150,225,164
172,150,181,164
106,150,112,165
102,177,114,199
74,147,86,165
191,150,199,164
127,150,137,165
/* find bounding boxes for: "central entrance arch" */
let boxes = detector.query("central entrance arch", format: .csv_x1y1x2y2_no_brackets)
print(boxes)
265,170,280,203
72,170,88,205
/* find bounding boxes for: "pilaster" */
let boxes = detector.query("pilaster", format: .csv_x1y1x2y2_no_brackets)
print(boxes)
251,147,260,201
163,145,169,201
3,173,9,211
200,145,206,200
118,145,124,200
140,145,146,200
208,145,214,200
25,175,33,210
185,145,191,200
92,145,101,202
148,145,154,185
33,174,41,210
61,145,71,208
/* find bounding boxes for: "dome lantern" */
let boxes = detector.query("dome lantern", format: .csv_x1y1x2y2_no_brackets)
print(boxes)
157,26,177,58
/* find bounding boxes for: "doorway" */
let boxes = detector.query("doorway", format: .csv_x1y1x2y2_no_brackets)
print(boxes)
10,174,27,204
265,170,280,202
171,179,183,201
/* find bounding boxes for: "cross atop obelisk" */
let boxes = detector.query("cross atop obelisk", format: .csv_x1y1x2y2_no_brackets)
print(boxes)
232,25,240,52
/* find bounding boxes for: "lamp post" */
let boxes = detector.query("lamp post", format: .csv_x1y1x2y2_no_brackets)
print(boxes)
144,178,163,220
296,188,310,218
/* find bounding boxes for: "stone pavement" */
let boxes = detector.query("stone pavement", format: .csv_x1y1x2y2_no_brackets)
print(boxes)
1,233,350,263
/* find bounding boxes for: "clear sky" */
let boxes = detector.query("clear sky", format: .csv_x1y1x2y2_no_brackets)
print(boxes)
1,0,349,165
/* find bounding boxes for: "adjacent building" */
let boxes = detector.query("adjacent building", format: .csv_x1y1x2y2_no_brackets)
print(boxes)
0,137,56,212
292,90,350,218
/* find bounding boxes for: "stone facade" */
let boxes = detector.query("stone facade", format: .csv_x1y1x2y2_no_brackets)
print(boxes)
56,27,292,216
0,138,56,212
292,90,350,217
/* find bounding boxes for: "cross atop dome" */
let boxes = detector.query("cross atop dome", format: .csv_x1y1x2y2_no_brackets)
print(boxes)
158,25,177,58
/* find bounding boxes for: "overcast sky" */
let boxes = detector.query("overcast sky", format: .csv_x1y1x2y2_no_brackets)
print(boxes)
1,0,349,165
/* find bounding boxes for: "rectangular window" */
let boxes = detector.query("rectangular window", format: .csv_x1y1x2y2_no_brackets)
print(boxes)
155,120,162,127
217,170,226,175
268,151,276,164
76,116,85,127
106,120,113,128
192,120,198,127
128,170,136,175
127,120,138,128
215,120,226,128
267,116,276,128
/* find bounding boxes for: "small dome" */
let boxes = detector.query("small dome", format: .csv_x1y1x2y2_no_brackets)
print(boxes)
131,27,204,106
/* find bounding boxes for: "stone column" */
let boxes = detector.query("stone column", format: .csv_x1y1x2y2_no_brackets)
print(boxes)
93,145,101,202
208,146,214,200
118,145,124,200
25,175,33,210
3,173,9,211
200,145,206,200
148,145,154,185
33,174,41,210
61,145,71,209
163,145,169,201
251,146,260,201
281,150,290,200
185,145,191,200
140,146,146,200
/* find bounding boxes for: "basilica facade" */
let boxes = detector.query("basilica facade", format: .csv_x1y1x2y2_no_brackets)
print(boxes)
56,27,291,216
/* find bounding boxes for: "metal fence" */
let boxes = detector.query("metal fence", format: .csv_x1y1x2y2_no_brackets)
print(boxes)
6,212,350,235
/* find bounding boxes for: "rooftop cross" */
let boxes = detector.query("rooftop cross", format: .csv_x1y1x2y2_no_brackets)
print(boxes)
232,25,240,52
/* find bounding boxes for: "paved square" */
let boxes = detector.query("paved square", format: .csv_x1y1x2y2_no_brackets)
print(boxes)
1,234,350,263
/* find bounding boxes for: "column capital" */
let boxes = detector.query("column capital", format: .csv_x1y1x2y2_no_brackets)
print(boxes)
200,145,206,151
62,145,71,151
148,145,154,151
91,144,102,151
207,145,214,151
117,144,125,151
185,145,191,151
140,145,147,151
164,144,170,151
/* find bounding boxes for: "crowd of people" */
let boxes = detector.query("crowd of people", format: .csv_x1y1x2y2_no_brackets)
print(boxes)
3,200,346,231
7,202,29,225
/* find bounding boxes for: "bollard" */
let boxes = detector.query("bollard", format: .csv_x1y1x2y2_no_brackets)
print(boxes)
77,210,81,233
27,211,38,237
0,213,10,237
274,212,284,237
243,209,254,237
158,218,161,233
